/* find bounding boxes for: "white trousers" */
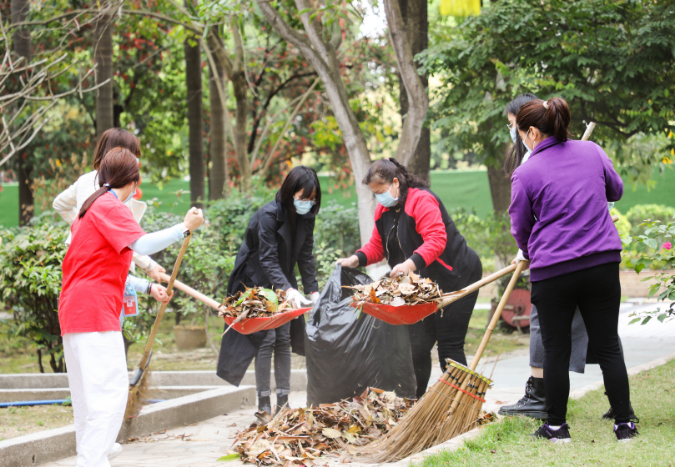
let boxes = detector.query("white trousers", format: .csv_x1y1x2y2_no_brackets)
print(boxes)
63,331,128,467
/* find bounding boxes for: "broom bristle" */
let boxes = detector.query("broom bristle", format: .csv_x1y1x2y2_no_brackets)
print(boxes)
356,360,491,463
125,368,152,420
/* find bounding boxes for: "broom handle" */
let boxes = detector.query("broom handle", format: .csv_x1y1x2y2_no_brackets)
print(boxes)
469,260,528,371
435,264,517,309
581,122,596,141
137,236,191,370
159,273,222,311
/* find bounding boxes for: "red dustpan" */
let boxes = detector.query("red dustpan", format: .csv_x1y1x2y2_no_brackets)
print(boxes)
222,307,311,334
355,264,518,325
159,273,311,335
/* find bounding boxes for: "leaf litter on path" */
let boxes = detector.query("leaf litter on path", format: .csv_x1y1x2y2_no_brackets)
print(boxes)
228,388,413,465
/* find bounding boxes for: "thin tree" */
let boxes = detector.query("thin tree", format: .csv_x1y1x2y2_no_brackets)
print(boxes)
94,4,114,136
255,0,428,244
11,0,33,225
208,30,228,201
184,33,205,209
398,0,431,182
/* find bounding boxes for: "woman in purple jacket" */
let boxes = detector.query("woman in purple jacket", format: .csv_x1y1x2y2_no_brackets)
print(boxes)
509,97,637,443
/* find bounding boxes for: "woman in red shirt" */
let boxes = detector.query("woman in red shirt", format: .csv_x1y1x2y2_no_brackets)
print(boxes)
59,148,203,467
337,158,482,397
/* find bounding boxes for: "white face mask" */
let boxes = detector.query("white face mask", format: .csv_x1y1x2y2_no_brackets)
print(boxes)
124,185,137,203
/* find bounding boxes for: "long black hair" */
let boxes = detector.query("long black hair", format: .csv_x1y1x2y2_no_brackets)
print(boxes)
275,166,321,216
504,93,538,175
362,158,428,207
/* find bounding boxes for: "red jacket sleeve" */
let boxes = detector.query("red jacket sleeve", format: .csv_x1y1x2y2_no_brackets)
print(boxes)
356,206,386,266
406,189,447,269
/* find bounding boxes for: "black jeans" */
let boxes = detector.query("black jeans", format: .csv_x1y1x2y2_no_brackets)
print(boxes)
254,322,291,398
531,262,631,425
408,276,480,398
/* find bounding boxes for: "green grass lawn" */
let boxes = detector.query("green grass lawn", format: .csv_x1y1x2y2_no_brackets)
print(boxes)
419,358,675,467
2,168,674,228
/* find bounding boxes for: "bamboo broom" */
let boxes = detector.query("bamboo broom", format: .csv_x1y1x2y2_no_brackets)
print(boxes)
359,260,529,463
124,236,191,419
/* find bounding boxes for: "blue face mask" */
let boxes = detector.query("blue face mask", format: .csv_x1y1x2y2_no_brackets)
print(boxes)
294,199,314,215
522,129,533,153
375,185,399,208
510,126,518,143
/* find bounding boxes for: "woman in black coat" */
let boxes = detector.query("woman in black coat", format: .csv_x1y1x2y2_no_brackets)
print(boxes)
217,167,321,414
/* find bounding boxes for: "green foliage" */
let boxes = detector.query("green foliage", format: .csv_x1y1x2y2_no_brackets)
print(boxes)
0,215,68,373
622,217,675,325
451,208,518,270
625,204,675,236
422,0,675,178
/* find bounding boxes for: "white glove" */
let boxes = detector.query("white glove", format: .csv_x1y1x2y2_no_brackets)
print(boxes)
286,288,312,308
310,291,320,304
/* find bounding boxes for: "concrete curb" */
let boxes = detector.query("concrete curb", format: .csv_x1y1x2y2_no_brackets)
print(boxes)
393,352,675,467
0,369,307,392
0,386,255,467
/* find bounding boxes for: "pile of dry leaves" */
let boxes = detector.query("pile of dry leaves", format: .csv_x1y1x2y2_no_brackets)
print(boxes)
228,388,413,465
220,288,289,318
348,272,442,307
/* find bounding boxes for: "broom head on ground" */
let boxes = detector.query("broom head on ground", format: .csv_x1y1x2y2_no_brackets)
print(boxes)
357,260,528,463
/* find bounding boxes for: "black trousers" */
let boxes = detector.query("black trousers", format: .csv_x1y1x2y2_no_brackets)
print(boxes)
531,262,631,425
408,268,482,398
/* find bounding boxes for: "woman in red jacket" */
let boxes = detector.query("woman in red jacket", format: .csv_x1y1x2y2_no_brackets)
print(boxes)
337,158,482,397
59,148,204,466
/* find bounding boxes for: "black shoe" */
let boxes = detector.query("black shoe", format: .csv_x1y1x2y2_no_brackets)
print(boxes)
498,376,547,419
533,422,571,444
614,422,639,442
258,396,271,415
275,394,289,415
602,404,639,423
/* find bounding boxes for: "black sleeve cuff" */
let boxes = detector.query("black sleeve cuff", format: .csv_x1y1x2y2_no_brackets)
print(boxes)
355,251,368,268
409,253,426,271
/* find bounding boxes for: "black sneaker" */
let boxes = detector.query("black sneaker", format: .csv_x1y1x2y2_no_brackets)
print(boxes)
602,404,639,423
498,376,547,419
614,422,639,443
533,423,571,444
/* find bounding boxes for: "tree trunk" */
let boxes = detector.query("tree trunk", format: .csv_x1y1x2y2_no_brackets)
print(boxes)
398,0,430,182
487,146,512,213
184,37,206,209
209,54,228,200
94,11,113,137
12,0,33,225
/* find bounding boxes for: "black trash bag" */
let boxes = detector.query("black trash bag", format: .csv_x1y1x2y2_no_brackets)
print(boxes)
305,265,417,405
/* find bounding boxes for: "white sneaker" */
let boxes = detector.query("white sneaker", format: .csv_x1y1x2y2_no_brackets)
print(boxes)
108,443,123,461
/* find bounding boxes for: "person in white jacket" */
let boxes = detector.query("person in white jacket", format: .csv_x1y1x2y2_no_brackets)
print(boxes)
53,128,166,282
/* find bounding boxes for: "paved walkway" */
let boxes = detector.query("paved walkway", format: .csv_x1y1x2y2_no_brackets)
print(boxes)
42,301,675,467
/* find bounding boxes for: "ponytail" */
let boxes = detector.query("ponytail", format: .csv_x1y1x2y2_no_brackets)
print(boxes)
516,97,571,143
79,147,140,219
362,157,429,206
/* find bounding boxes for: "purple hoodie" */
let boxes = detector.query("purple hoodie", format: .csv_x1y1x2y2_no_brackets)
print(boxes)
509,136,623,281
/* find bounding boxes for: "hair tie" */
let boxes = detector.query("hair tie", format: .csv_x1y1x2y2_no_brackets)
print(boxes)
543,101,549,109
103,183,111,189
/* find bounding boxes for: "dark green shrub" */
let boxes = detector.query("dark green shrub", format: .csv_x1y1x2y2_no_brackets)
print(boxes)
0,215,68,372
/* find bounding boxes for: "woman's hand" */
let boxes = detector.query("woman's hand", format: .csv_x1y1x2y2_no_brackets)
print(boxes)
150,284,173,304
390,259,417,278
183,207,204,232
336,255,359,268
147,265,166,282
